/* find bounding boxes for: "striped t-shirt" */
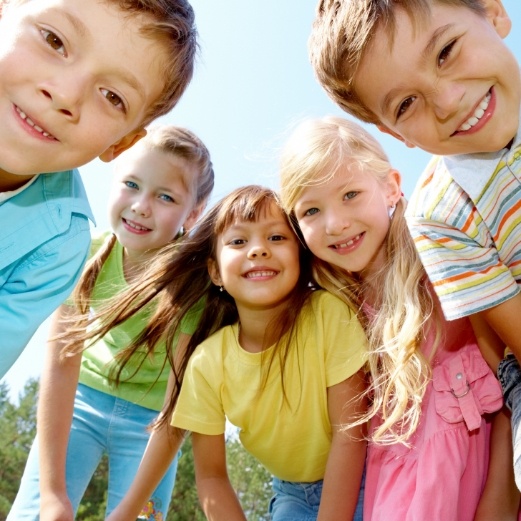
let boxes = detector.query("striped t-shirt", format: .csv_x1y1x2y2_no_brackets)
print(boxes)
405,136,521,321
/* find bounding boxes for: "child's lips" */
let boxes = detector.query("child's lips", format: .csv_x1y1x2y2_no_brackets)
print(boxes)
243,268,278,279
453,89,493,135
330,233,364,250
15,105,56,140
123,218,150,232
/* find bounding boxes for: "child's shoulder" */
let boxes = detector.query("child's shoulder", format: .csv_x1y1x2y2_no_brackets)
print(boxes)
406,155,474,223
306,289,358,319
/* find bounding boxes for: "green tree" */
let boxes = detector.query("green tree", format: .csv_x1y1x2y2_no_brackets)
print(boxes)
0,378,39,520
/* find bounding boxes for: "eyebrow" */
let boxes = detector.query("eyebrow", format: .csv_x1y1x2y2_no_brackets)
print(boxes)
57,9,146,101
380,23,454,117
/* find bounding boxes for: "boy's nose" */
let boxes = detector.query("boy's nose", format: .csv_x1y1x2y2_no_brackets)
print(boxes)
40,75,85,121
431,81,465,121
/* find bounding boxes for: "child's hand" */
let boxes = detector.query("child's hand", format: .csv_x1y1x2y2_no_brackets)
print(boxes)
40,492,74,521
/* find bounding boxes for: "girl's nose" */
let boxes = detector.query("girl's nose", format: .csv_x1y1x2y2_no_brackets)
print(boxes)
247,243,270,259
325,212,350,236
131,198,151,217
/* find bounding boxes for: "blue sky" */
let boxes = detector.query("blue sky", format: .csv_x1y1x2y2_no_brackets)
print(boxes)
3,0,521,399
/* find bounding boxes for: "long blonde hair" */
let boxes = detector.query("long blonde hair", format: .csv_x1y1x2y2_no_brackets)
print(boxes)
279,116,441,444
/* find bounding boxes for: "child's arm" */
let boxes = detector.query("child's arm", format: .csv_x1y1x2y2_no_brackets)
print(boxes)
475,408,521,521
191,432,247,521
38,305,82,521
469,314,521,518
318,369,367,521
480,294,521,363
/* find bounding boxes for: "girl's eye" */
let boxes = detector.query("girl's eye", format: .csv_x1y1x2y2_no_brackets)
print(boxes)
229,238,246,246
438,40,456,67
159,193,174,203
344,191,358,200
41,29,65,55
269,235,285,242
397,96,416,119
304,207,319,217
101,89,125,112
125,180,138,189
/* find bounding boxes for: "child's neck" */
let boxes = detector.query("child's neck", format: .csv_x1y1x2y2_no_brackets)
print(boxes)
236,306,281,354
122,248,155,284
0,170,36,192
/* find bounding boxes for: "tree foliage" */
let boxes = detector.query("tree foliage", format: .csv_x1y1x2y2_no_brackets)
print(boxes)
1,382,274,520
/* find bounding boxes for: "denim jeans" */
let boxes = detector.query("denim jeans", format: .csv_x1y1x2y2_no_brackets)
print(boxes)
497,354,521,490
8,383,179,520
268,468,365,521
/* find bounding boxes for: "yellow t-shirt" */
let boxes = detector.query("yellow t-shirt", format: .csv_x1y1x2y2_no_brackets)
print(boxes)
172,290,367,482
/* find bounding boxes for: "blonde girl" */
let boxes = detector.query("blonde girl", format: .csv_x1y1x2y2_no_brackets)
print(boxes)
72,185,368,521
8,126,214,521
278,116,517,521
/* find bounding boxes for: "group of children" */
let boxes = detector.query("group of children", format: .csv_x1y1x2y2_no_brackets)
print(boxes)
2,0,521,520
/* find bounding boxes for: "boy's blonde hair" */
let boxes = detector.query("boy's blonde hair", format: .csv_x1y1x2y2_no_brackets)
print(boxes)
280,116,441,444
108,0,198,125
309,0,485,124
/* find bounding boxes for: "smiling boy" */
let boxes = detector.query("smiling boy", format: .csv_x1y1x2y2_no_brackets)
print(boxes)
0,0,197,378
309,0,521,493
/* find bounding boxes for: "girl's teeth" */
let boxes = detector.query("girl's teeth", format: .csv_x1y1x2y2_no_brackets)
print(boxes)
459,93,491,131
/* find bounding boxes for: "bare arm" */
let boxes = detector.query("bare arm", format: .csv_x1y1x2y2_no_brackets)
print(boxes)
317,370,367,521
475,408,520,521
192,432,246,521
479,293,521,363
39,305,82,521
469,313,507,374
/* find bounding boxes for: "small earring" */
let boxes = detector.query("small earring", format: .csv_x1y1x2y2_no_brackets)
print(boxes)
219,286,224,292
388,205,396,218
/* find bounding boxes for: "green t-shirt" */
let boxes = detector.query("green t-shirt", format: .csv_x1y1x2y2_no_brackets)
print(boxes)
78,231,200,411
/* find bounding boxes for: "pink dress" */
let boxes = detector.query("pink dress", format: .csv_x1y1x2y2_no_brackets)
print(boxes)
364,316,503,521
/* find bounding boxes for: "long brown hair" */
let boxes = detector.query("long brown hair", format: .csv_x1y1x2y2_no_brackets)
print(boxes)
62,185,314,428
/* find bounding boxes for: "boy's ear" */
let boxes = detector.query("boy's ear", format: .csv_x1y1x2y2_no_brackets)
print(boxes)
482,0,511,38
98,128,147,163
377,125,416,149
207,259,223,287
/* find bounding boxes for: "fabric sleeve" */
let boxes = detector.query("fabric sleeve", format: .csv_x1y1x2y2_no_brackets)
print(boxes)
171,340,226,435
0,214,91,378
407,215,519,320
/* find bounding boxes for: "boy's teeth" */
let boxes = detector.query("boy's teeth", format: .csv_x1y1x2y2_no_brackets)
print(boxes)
459,93,491,131
16,107,53,138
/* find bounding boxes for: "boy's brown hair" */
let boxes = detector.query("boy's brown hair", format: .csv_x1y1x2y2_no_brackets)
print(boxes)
309,0,485,124
111,0,198,125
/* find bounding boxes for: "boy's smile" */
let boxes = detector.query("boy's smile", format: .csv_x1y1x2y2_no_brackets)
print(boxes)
0,0,169,179
353,0,521,155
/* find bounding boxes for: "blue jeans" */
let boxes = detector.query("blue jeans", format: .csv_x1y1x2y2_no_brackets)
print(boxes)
498,354,521,490
268,469,365,521
8,383,179,520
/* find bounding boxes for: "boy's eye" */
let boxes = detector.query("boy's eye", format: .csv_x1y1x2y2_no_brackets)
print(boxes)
397,96,416,119
101,89,125,112
344,191,358,200
304,207,319,217
41,29,65,55
438,40,456,67
125,180,138,189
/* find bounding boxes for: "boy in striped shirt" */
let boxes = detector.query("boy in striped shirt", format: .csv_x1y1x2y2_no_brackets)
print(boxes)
309,0,521,488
